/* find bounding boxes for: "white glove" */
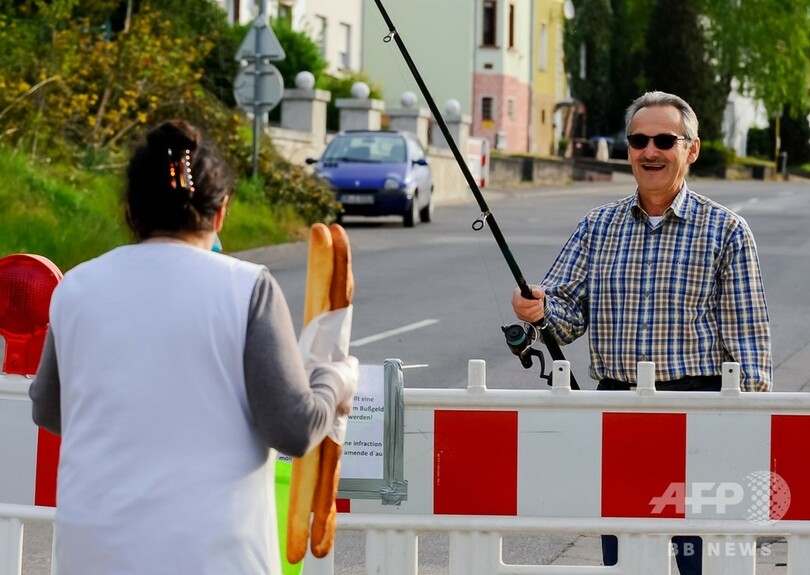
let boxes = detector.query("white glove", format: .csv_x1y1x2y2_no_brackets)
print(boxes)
311,355,359,412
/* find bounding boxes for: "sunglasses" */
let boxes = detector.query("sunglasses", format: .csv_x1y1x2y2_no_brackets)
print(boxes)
626,133,688,150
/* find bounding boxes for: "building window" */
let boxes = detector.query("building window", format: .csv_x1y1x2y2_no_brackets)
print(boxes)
482,97,494,121
508,3,515,49
538,23,548,71
340,23,351,69
316,15,327,57
482,0,497,46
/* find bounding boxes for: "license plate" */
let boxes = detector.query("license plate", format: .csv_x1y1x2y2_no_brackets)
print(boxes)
340,194,374,205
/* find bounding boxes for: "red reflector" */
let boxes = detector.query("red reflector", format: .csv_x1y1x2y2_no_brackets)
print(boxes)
0,254,62,375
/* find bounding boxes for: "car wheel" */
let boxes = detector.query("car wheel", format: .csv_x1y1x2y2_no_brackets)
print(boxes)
419,188,434,223
403,193,418,228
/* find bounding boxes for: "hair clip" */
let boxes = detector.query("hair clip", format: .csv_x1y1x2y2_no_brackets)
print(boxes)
167,148,195,197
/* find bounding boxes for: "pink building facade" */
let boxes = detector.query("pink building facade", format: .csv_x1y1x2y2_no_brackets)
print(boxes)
473,73,531,153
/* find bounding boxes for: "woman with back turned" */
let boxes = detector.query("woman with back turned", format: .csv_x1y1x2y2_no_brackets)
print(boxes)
30,120,358,574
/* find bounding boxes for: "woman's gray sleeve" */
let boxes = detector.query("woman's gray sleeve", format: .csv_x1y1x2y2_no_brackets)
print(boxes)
243,268,342,457
29,330,62,436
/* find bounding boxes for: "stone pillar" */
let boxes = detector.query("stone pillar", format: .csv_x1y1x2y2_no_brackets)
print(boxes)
431,99,471,153
280,72,330,145
335,82,384,132
387,91,431,148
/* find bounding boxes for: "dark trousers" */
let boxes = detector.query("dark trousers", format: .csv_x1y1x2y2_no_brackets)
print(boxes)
597,375,721,574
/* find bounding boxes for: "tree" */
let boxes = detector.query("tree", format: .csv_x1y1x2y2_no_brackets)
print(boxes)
564,0,810,146
563,0,615,136
642,0,726,140
699,0,810,118
270,19,328,90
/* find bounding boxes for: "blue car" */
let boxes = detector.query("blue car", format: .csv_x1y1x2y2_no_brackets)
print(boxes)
307,130,434,227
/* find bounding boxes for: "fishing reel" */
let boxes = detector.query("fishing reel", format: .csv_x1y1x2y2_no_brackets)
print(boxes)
502,322,552,386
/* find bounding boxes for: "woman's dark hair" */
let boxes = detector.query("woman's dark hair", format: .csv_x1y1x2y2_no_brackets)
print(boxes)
125,120,232,241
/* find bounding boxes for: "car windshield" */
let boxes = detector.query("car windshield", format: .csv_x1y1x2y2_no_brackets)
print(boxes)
322,134,407,163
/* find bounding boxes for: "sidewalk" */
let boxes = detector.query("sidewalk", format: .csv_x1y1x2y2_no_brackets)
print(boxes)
551,535,788,572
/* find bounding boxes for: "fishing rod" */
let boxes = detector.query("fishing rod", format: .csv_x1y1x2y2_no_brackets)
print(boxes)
372,0,579,389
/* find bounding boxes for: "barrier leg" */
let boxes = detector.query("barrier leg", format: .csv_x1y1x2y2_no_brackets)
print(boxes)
702,535,755,575
0,517,23,575
301,551,333,575
617,533,671,575
787,534,810,575
449,531,500,575
366,529,417,575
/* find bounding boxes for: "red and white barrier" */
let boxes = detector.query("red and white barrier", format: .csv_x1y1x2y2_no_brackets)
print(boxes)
330,361,810,575
5,358,810,574
0,375,58,508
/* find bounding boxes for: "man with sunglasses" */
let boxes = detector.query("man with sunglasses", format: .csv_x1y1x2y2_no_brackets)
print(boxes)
512,91,771,574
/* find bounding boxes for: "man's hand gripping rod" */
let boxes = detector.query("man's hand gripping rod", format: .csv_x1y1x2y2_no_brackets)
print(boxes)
372,0,579,389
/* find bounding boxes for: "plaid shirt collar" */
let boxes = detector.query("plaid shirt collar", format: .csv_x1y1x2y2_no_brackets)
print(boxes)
629,181,690,223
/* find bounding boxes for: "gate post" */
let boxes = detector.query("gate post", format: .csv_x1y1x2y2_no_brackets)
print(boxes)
702,535,756,575
787,534,810,575
449,531,500,575
618,533,672,574
0,517,23,575
366,529,418,575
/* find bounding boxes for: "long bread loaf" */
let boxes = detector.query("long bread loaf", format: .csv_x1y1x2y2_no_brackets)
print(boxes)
286,223,334,565
310,224,354,558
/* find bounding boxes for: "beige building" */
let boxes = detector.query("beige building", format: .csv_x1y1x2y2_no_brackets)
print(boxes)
216,0,363,75
531,0,570,157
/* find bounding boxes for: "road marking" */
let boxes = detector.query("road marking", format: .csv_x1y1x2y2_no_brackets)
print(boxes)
730,197,760,213
351,319,439,347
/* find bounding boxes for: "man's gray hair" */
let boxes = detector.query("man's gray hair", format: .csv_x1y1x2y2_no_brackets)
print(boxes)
624,91,699,141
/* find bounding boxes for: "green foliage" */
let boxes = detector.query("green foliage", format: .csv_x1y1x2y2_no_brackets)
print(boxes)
746,126,772,160
776,106,810,166
270,18,328,90
152,0,241,108
692,140,736,177
565,0,810,145
698,0,810,117
563,0,614,136
257,168,337,225
317,70,384,132
642,0,725,140
0,144,318,270
0,145,130,270
0,1,338,246
746,108,810,166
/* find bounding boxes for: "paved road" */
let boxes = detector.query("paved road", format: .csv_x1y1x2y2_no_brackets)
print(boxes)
21,177,810,573
240,176,810,393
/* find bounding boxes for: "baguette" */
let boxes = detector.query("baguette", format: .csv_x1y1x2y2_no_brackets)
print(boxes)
310,437,342,557
287,223,334,565
309,223,354,558
328,223,354,310
303,223,334,326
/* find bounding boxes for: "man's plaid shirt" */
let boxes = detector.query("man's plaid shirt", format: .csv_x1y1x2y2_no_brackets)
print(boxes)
541,184,772,391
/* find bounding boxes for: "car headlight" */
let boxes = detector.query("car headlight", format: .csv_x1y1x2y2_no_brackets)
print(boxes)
384,177,401,190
